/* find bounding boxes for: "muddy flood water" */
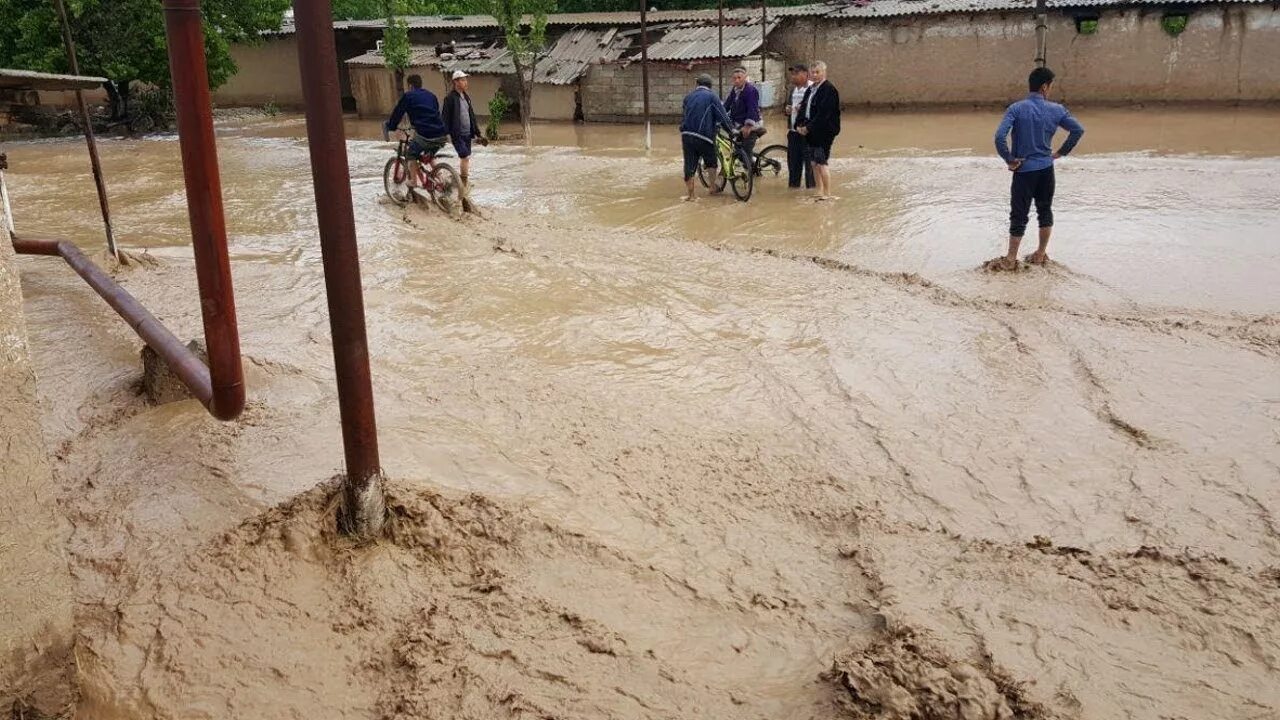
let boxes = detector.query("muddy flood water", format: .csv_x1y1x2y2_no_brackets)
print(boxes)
6,107,1280,720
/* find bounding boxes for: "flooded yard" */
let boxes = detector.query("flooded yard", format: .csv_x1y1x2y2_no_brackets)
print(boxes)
4,106,1279,719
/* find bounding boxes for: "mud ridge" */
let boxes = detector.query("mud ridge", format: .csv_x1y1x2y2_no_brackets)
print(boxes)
709,244,1280,356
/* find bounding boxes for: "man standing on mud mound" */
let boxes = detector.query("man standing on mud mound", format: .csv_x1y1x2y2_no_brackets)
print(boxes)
443,70,488,187
680,73,736,202
795,60,840,201
992,66,1085,271
384,74,448,190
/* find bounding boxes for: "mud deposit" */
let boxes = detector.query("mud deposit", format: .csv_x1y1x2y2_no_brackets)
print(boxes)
5,109,1280,719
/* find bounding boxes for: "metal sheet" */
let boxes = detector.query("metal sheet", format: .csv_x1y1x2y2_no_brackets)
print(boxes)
828,0,1035,18
0,68,107,91
629,19,779,62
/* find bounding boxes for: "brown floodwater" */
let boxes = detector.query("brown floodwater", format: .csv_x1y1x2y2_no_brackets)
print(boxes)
5,107,1279,720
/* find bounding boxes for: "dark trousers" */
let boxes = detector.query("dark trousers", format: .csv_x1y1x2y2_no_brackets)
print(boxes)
787,130,815,188
1009,166,1055,238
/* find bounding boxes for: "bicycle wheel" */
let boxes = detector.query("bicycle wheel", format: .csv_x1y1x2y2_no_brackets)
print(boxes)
697,160,727,193
383,157,410,206
729,149,754,201
427,162,463,219
753,144,788,181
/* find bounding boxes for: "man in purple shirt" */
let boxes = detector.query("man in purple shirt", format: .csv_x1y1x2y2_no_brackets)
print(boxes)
992,66,1085,270
724,67,762,156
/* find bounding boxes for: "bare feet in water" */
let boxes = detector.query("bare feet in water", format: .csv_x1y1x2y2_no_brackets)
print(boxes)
1026,252,1050,265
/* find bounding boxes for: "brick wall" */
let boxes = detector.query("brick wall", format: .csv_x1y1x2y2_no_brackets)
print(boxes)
582,56,787,123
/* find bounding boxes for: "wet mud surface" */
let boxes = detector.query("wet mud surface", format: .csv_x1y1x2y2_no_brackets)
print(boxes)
5,108,1280,719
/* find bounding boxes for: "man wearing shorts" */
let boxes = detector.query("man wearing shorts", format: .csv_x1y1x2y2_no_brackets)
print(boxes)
384,74,447,189
679,73,735,202
795,60,841,200
992,66,1085,270
442,70,488,186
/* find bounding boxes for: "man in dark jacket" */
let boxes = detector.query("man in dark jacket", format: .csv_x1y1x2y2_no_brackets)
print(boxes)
680,73,735,202
441,70,487,185
796,60,841,200
384,74,448,189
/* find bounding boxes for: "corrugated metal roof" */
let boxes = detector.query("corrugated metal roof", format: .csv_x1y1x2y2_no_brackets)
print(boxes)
825,0,1265,16
274,5,834,35
0,68,107,91
630,18,779,61
828,0,1033,17
1046,0,1268,6
346,26,629,85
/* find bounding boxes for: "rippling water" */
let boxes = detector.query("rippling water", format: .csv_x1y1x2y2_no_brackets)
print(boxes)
6,107,1279,720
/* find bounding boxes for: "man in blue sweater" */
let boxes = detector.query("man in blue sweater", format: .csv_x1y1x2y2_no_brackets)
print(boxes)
724,67,762,156
992,66,1085,270
384,74,448,189
680,74,735,202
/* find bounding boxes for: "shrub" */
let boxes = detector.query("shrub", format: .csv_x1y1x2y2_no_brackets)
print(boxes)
486,89,510,140
1075,17,1099,35
1161,14,1188,36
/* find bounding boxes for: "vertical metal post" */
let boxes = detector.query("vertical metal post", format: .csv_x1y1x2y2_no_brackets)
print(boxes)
640,0,651,150
760,0,768,80
162,0,246,422
52,0,116,261
1034,0,1048,67
292,0,386,539
0,154,14,236
718,0,725,95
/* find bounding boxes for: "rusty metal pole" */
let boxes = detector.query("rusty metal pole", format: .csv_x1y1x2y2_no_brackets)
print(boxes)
52,0,117,261
293,0,386,539
640,0,651,150
161,0,246,422
718,0,725,95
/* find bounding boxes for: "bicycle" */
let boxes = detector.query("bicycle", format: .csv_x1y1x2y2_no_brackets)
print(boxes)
752,138,789,185
383,129,463,218
696,127,754,201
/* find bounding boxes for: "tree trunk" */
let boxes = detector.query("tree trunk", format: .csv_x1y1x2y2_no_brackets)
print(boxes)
118,81,132,118
394,69,405,95
103,82,119,120
513,56,532,146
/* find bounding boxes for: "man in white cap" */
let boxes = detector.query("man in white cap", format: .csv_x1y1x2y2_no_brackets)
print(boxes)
442,70,487,186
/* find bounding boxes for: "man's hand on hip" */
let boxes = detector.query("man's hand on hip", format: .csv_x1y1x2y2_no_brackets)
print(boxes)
1007,158,1024,172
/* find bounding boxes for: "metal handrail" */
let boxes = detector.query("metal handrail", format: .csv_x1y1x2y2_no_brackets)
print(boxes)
7,0,245,422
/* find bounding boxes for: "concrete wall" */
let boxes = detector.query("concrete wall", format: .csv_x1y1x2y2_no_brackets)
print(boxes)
0,172,75,716
530,83,578,121
581,56,788,122
212,36,306,109
769,3,1280,106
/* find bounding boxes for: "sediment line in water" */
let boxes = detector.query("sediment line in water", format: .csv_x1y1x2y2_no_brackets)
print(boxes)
707,244,1280,356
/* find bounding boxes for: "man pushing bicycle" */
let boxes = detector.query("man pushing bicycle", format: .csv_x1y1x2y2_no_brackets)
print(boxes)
383,74,448,190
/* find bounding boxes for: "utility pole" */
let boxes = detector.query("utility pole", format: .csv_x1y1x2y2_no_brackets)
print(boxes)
1034,0,1048,67
640,0,651,150
718,0,724,94
760,0,767,80
52,0,117,261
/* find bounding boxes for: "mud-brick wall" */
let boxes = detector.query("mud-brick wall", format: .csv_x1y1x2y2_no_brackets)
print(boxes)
212,35,306,109
581,56,787,122
0,175,75,715
769,3,1280,105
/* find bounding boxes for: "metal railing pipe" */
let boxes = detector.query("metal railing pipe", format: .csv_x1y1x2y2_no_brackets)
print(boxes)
162,0,245,421
12,233,214,408
293,0,385,537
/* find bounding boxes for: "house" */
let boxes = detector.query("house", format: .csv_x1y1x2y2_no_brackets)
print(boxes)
347,26,632,121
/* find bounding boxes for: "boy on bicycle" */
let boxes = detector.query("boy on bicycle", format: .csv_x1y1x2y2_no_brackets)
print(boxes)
384,74,448,189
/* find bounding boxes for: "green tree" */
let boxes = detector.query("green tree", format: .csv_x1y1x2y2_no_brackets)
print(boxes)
382,0,411,94
0,0,290,119
490,0,552,144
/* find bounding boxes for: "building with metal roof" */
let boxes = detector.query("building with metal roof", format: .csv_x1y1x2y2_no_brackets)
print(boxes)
627,18,780,62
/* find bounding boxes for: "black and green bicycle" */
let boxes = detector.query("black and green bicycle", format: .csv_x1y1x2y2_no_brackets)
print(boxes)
696,128,755,201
